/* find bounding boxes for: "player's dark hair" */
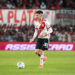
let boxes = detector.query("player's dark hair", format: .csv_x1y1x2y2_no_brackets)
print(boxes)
36,10,43,14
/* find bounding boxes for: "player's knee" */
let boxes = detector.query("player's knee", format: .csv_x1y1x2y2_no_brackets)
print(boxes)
34,49,41,56
34,49,39,54
39,50,44,55
34,50,38,54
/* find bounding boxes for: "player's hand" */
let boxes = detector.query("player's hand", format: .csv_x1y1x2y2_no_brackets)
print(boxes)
40,32,47,37
30,38,34,43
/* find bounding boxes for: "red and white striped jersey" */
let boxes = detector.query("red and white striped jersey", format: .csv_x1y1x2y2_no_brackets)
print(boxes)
33,20,53,39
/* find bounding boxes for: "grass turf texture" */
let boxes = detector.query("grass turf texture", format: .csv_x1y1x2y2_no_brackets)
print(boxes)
0,51,75,75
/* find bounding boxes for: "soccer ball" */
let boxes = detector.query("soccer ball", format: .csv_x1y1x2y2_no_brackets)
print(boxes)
17,62,25,69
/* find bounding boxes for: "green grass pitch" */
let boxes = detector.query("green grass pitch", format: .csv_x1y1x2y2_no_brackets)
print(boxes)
0,51,75,75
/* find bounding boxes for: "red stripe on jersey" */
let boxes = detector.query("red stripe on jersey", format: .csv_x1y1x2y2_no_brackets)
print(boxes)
38,21,45,37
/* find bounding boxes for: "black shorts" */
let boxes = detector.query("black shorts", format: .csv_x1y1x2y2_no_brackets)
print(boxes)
36,38,49,51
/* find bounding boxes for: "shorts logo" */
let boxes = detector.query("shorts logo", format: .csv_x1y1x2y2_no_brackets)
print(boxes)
43,43,48,48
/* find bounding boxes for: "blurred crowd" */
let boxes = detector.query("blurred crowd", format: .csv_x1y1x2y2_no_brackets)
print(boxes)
0,0,75,42
0,24,75,42
0,0,75,9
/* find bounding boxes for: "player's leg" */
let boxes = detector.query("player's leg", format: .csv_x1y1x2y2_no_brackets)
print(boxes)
40,39,48,61
39,50,47,68
35,38,42,56
39,50,47,62
39,50,44,67
34,49,41,56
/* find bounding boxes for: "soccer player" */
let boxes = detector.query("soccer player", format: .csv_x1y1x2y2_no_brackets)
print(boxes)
30,10,53,68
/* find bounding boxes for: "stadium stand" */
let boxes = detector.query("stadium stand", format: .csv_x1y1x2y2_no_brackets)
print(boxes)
0,0,75,42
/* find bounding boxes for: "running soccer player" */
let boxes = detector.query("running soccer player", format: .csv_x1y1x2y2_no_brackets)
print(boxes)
30,10,53,68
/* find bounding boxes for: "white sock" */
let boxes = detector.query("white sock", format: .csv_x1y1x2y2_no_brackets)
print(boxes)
40,54,44,65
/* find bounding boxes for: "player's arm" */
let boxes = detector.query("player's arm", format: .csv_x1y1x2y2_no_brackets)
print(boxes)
46,21,53,34
47,26,53,35
30,28,38,43
46,22,53,39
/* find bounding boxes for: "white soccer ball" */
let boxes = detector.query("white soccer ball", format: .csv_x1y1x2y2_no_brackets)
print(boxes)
17,62,25,69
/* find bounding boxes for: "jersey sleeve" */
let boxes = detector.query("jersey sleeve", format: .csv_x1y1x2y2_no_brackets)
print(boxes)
45,21,53,34
33,22,38,38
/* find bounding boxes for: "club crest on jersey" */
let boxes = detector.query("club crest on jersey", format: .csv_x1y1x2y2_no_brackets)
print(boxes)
42,24,44,26
39,22,45,29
